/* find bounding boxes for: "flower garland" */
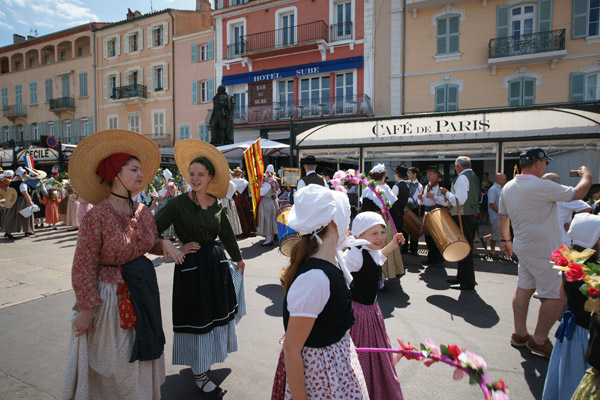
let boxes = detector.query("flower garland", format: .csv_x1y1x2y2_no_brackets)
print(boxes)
551,245,600,312
356,339,509,400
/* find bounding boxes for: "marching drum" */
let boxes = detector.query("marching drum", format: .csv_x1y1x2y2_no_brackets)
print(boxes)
424,208,471,263
276,205,301,256
403,207,428,240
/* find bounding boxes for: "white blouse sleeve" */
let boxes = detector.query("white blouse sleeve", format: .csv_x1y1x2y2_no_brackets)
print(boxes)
287,270,330,318
260,181,271,196
19,182,28,192
343,247,364,273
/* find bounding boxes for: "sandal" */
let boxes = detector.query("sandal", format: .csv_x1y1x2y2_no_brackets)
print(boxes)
194,373,226,399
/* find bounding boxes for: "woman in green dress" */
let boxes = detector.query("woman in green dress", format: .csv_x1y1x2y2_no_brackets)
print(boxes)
155,139,245,400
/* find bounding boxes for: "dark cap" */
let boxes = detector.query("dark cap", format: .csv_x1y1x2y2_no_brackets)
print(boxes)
519,148,553,162
393,164,408,176
300,155,318,164
321,167,336,178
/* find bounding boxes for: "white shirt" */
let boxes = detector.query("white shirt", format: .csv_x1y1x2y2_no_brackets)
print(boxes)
361,184,397,210
557,200,591,246
391,180,405,197
286,269,331,318
419,183,446,208
486,183,503,224
343,246,387,273
232,177,249,194
260,180,279,197
226,181,236,200
296,170,327,190
19,182,28,193
444,169,471,207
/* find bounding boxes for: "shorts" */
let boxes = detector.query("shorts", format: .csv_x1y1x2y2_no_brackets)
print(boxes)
490,219,501,241
516,253,561,299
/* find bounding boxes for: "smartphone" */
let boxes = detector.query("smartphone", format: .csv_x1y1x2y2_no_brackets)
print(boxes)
569,170,579,177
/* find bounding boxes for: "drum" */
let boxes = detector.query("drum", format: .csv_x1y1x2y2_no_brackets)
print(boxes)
276,205,301,257
424,208,471,263
403,207,428,240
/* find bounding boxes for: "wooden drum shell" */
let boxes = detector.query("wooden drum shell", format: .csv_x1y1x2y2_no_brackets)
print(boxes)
424,208,471,263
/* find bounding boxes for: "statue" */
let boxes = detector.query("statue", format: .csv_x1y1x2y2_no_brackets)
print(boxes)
209,85,235,146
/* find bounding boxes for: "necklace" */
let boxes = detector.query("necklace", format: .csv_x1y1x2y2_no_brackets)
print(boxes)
191,191,211,210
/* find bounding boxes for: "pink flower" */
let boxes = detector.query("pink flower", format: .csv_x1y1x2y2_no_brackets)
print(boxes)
453,368,465,381
423,339,441,356
458,351,488,370
333,171,346,180
491,391,510,400
349,176,361,185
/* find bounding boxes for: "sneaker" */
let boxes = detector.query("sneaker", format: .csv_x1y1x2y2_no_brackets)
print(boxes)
526,337,553,359
510,333,531,347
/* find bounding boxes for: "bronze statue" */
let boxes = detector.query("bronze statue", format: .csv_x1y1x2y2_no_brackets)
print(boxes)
210,85,235,146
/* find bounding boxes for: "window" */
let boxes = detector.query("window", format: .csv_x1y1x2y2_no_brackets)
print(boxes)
47,122,54,138
332,1,352,41
573,0,599,38
335,71,354,113
179,125,190,140
45,78,53,102
234,92,246,120
79,72,88,97
436,14,460,55
128,112,141,133
148,23,168,48
15,85,22,113
508,77,536,106
108,39,115,57
15,61,21,70
152,110,165,137
154,66,163,91
200,44,210,61
278,12,296,46
29,58,35,68
278,80,294,117
60,51,66,61
108,115,119,129
65,120,72,143
109,75,117,98
511,5,536,38
199,125,210,142
81,118,90,138
130,32,139,52
45,54,50,64
200,81,209,103
30,82,37,105
104,35,121,58
300,76,330,106
1,87,8,109
32,123,39,141
3,126,9,142
127,70,138,85
62,75,70,98
153,26,163,47
434,83,459,111
229,23,245,57
570,72,600,101
17,125,23,142
78,47,83,57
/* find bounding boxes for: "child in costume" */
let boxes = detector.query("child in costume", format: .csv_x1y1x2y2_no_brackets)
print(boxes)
41,184,61,230
344,211,405,400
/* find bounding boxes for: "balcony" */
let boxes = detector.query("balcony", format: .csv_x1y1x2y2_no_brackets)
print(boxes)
143,133,172,147
232,94,373,124
488,29,566,68
330,22,353,42
111,84,147,100
49,97,75,112
3,105,27,120
227,20,329,59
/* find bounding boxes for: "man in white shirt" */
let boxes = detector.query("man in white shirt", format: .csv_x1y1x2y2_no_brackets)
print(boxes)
481,173,507,257
296,155,326,190
499,148,592,358
418,169,447,267
403,167,422,256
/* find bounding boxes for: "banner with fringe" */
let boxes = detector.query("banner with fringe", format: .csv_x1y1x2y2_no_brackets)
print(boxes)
243,139,264,225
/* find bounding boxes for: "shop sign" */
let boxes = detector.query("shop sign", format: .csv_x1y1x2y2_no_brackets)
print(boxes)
17,148,59,162
372,117,491,136
249,81,272,106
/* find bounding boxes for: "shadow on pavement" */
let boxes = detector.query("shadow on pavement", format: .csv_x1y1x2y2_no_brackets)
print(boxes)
516,347,548,399
256,283,284,317
30,232,78,242
418,264,450,291
240,239,280,260
426,290,500,328
379,277,411,319
161,367,231,400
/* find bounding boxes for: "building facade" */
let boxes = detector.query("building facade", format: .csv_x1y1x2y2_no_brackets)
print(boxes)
0,24,104,166
213,0,375,144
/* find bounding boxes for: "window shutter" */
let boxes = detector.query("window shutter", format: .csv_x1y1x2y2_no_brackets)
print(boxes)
434,85,446,111
115,72,120,88
58,120,63,141
75,118,80,140
496,4,510,38
163,22,169,45
523,78,535,105
163,62,168,91
508,79,522,106
138,29,144,50
124,33,130,54
103,38,108,59
192,80,198,104
436,17,447,55
89,115,94,134
570,72,586,102
147,66,153,93
538,0,553,33
208,40,214,60
572,0,589,39
138,68,144,85
148,27,153,48
41,121,46,137
447,84,458,111
207,78,214,101
115,34,121,55
448,15,460,54
192,44,198,62
103,74,108,99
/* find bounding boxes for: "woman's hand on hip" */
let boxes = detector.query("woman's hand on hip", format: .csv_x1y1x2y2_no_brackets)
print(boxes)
236,260,245,275
162,239,185,264
73,308,95,337
180,242,201,255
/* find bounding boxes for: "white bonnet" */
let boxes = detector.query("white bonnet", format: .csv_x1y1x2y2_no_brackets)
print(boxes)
15,167,26,177
162,169,172,181
371,163,385,173
2,170,14,178
266,164,275,174
568,213,600,249
351,212,386,237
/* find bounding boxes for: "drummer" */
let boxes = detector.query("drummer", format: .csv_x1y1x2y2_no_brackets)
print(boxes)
418,168,447,268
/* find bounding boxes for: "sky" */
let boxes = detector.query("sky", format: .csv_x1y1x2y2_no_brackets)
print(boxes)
0,0,202,47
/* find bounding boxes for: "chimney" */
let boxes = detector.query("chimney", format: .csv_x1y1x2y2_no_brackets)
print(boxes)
127,8,134,19
196,0,211,12
13,34,26,44
27,35,35,41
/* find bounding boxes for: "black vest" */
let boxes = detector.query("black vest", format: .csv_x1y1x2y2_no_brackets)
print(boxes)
300,172,325,187
283,258,354,348
564,275,591,329
350,249,380,305
391,181,409,215
9,180,28,197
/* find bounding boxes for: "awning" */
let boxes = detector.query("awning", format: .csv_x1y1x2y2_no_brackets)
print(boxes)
217,138,293,159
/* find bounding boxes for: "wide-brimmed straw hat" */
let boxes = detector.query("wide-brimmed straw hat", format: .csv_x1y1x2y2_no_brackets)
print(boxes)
174,139,229,198
24,167,47,180
68,129,161,205
1,187,18,208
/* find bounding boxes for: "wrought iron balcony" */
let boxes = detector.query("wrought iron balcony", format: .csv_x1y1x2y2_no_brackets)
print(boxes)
2,104,27,119
226,20,329,59
143,133,172,147
489,29,565,59
49,97,75,111
111,84,147,100
330,22,353,42
233,94,372,124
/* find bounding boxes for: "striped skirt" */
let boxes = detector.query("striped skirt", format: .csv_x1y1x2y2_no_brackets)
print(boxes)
382,219,404,279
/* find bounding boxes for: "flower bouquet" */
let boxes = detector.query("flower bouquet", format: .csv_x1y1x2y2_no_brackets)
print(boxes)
551,245,599,312
356,339,509,399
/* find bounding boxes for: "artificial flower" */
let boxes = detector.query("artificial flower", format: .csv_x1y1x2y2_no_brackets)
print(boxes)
554,256,569,267
423,338,441,356
588,287,600,298
458,351,488,371
447,344,462,361
565,263,587,282
453,368,465,381
491,391,511,400
333,170,346,180
493,379,507,393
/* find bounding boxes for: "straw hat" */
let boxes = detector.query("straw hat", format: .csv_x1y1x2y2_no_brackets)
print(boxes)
68,129,161,205
24,167,47,180
2,187,18,208
174,139,229,198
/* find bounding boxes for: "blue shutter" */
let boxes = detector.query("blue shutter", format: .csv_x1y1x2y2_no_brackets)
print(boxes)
523,78,536,105
447,84,458,111
538,0,553,33
497,4,510,38
436,16,448,55
573,0,589,39
448,15,460,54
75,118,80,141
570,72,586,102
208,40,214,60
508,78,522,106
179,126,184,140
434,85,446,111
207,78,214,101
192,80,198,104
89,115,94,134
58,120,63,141
191,44,198,63
40,121,46,137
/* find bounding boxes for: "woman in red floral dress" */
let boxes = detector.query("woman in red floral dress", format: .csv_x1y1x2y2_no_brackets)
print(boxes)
62,129,183,400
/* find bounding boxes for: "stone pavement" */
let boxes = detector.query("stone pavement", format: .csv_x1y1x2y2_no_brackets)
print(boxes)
0,224,549,399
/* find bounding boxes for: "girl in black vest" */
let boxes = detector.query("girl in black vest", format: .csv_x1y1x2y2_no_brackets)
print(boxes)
344,211,405,399
272,184,369,400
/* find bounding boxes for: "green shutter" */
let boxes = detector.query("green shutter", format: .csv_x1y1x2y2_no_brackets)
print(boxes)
192,80,198,104
436,17,447,55
208,40,214,60
497,5,510,38
570,72,586,102
207,78,214,101
191,44,197,63
447,84,459,111
89,115,94,134
523,78,536,105
508,79,522,106
434,85,446,111
58,120,63,141
573,0,589,39
538,0,553,33
75,118,80,141
448,15,460,54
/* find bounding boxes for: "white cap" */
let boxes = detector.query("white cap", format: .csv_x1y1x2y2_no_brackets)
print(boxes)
162,169,172,181
372,163,385,173
351,211,386,237
2,170,14,178
568,213,600,249
15,167,27,177
266,164,275,174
